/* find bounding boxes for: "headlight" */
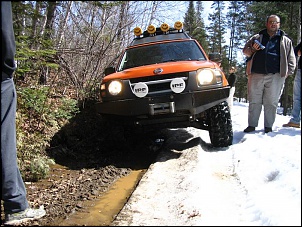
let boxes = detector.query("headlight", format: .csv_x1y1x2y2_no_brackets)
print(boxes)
108,80,122,95
196,69,222,86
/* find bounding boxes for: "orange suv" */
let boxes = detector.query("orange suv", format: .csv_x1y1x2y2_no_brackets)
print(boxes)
96,22,233,147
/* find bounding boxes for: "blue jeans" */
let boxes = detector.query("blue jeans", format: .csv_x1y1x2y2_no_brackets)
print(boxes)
1,76,29,214
290,69,301,124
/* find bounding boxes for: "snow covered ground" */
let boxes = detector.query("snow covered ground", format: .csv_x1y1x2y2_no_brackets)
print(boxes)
112,101,301,226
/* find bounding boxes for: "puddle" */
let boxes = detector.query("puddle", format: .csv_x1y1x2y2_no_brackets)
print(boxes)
57,169,146,226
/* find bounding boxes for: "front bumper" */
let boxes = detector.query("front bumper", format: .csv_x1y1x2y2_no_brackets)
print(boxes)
96,86,230,117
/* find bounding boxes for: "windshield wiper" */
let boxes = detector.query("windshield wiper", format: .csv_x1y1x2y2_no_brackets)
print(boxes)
162,58,192,63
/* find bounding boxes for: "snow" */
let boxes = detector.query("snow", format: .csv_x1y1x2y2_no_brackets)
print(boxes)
113,101,301,226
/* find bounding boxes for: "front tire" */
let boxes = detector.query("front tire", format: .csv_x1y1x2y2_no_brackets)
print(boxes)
207,101,233,147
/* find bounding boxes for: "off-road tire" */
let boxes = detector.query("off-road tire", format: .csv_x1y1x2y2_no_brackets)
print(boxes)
207,101,233,147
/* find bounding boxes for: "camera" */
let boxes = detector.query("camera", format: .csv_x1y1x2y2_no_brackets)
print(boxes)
254,40,265,50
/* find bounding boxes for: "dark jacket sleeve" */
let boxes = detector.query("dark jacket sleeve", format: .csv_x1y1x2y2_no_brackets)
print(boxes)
1,1,16,80
294,42,301,70
294,42,301,56
227,73,236,87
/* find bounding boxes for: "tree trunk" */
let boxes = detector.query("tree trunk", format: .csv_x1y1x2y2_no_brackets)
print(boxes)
44,1,57,40
57,1,73,48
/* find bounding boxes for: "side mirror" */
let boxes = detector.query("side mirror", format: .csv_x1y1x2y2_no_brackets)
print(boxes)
104,66,115,76
208,52,222,63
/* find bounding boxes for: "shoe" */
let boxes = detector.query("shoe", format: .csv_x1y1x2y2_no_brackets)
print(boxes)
243,126,255,133
4,206,46,225
264,127,272,133
282,122,300,128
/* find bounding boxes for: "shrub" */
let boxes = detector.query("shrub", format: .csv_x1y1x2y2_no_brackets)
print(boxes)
16,85,79,181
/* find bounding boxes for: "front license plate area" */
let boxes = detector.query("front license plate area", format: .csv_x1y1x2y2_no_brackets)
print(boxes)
149,102,175,115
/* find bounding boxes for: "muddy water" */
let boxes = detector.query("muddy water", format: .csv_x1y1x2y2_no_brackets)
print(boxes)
57,170,146,226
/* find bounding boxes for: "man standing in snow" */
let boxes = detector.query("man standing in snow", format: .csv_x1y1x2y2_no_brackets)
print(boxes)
242,15,296,133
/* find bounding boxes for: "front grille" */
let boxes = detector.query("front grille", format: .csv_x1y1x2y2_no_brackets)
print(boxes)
129,72,189,95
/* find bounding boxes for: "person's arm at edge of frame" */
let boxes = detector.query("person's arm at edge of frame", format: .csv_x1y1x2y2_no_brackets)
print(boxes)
285,37,297,77
294,41,301,57
1,1,17,79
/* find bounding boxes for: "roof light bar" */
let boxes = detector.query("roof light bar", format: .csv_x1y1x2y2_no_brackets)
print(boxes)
133,21,184,37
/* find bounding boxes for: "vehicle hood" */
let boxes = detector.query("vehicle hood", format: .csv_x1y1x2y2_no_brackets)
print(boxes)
102,61,217,82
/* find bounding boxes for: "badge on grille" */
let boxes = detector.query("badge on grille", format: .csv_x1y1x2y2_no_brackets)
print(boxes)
153,68,163,74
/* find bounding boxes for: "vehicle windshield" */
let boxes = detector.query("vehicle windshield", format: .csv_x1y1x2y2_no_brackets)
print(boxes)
118,40,206,71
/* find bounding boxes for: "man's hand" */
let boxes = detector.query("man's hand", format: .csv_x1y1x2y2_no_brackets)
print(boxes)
251,42,261,52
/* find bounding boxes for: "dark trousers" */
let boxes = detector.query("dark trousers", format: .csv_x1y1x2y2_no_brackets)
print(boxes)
1,74,29,214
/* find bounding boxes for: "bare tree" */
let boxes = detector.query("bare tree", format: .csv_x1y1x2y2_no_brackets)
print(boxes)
57,1,73,48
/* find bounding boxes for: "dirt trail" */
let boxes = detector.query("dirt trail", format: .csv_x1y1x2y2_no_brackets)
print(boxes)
1,108,164,226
